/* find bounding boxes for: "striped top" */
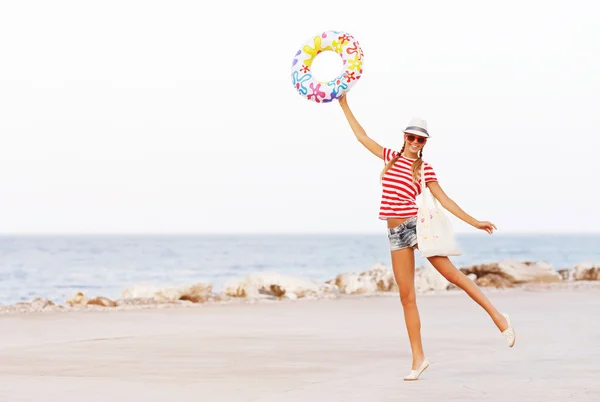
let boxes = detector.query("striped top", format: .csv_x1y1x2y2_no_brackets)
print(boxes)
379,147,438,219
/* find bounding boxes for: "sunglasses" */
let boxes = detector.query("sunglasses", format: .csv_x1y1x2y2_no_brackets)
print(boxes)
406,134,427,144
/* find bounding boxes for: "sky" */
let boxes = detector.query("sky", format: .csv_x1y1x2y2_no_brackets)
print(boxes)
0,0,598,235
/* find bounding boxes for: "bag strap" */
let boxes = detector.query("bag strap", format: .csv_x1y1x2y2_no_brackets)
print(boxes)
420,162,427,204
420,160,442,210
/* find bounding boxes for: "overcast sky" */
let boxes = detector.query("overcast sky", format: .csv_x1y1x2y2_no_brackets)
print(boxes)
0,0,598,235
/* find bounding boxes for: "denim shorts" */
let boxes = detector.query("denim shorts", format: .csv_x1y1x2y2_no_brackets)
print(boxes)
387,216,418,251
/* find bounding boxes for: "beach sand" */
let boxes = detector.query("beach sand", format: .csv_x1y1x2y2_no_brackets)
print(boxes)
0,286,598,401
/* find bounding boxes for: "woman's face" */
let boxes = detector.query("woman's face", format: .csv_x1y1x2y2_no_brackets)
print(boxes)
404,133,427,153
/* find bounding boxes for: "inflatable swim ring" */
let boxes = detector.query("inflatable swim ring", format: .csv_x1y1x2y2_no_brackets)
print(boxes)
291,30,364,103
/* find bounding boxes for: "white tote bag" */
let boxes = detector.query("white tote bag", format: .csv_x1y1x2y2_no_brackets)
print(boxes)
416,164,462,258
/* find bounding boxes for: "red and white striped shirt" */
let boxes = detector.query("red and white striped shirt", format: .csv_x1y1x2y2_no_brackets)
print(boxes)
379,147,438,220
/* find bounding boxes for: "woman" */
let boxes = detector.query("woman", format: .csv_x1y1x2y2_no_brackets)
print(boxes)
338,94,515,381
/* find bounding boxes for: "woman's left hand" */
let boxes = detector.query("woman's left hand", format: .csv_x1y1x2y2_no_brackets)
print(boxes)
475,220,497,234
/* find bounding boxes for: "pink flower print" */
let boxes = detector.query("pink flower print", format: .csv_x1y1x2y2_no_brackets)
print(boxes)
421,218,425,223
429,214,433,219
307,82,326,102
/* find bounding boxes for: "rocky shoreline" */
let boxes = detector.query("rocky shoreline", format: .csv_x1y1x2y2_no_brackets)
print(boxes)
1,260,599,316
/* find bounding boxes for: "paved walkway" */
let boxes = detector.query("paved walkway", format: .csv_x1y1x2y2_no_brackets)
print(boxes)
1,288,598,401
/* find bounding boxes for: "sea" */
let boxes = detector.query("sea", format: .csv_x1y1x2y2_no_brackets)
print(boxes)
0,234,598,305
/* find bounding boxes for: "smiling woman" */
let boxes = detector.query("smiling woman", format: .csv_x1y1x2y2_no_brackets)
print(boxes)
336,93,515,381
291,30,364,103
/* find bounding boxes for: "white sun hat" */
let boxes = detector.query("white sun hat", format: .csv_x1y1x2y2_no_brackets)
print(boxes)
403,118,430,138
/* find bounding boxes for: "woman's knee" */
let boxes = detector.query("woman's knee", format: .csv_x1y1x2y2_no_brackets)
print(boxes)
399,286,416,306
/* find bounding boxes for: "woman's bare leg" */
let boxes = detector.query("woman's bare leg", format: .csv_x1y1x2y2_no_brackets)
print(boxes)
427,255,509,332
391,247,425,370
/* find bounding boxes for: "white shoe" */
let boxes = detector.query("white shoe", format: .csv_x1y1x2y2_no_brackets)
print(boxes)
403,359,430,381
502,313,515,347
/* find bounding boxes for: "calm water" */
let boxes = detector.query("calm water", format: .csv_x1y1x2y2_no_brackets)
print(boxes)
0,234,598,305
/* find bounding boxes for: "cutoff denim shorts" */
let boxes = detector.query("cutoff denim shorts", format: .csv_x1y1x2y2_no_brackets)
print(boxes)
387,216,418,251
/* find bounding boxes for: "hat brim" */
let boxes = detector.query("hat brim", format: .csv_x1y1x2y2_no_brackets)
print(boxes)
404,129,430,138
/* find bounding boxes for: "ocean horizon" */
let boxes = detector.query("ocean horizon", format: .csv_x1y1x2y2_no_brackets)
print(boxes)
1,233,599,306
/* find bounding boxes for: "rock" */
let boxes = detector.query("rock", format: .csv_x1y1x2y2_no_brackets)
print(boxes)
333,272,378,295
224,284,250,298
178,283,214,302
475,273,514,288
66,293,118,308
117,297,161,306
557,269,572,281
572,263,600,281
30,297,55,310
256,284,285,298
3,297,60,314
210,294,231,303
321,283,341,299
329,262,449,295
66,292,89,307
269,284,286,298
87,297,117,307
222,273,321,300
329,263,398,295
365,264,398,292
120,282,213,303
179,294,209,303
460,260,562,284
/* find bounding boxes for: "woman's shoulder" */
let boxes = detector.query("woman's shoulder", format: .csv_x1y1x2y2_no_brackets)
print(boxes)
421,159,438,181
383,147,400,155
422,158,434,168
382,147,400,162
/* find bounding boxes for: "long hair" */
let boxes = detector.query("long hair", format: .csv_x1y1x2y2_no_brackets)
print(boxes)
380,144,425,183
